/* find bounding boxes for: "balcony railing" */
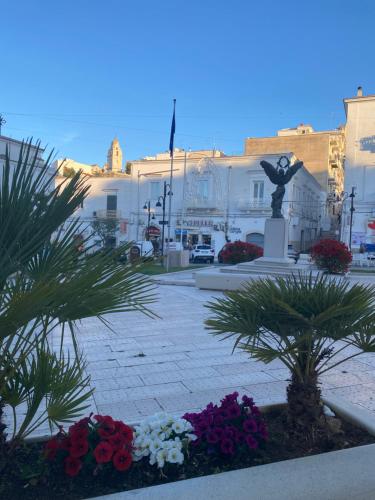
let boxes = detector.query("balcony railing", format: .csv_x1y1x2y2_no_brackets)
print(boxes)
94,209,122,219
236,200,270,211
186,198,221,210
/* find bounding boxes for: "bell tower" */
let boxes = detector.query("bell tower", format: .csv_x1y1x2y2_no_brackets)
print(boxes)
107,138,123,173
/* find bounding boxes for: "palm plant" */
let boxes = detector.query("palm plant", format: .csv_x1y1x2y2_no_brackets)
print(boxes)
0,141,155,451
206,274,375,445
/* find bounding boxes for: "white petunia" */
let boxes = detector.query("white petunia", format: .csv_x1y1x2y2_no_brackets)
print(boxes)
156,449,168,468
167,448,184,464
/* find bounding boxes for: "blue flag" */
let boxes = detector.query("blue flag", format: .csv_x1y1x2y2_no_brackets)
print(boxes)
169,99,176,157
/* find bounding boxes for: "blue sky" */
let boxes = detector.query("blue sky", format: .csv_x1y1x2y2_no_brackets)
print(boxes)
2,0,375,164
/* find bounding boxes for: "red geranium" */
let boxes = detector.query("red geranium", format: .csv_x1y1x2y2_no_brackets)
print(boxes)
94,441,114,464
64,456,82,477
221,241,263,265
311,239,352,274
112,449,132,471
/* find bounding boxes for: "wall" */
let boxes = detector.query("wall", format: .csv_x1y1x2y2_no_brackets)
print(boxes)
342,95,375,248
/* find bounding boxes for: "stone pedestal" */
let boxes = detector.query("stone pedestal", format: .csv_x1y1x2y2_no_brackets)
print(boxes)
243,218,295,268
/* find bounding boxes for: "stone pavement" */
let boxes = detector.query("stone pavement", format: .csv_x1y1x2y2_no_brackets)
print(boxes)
70,284,375,427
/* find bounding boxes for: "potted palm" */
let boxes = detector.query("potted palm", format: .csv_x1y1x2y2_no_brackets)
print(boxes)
206,274,375,445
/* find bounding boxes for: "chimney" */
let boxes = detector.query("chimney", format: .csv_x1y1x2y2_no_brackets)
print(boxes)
357,86,363,97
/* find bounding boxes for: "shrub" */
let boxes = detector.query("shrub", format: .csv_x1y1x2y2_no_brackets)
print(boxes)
311,239,352,274
221,241,263,264
132,413,194,468
44,414,133,476
183,392,268,457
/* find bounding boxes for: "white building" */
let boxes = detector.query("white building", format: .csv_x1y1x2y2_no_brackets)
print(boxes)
0,135,45,169
130,150,324,255
342,87,375,250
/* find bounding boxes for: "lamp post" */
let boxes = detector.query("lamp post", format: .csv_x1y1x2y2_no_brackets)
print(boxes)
143,200,155,241
156,181,172,259
338,187,356,250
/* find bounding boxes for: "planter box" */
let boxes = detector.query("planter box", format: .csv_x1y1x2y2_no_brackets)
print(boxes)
89,396,375,500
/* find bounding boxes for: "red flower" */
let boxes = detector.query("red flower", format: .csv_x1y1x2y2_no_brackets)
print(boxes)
93,441,114,463
69,426,89,441
70,438,89,458
115,421,133,443
64,456,82,477
108,432,127,450
96,415,116,438
113,449,132,471
44,438,59,460
60,437,71,451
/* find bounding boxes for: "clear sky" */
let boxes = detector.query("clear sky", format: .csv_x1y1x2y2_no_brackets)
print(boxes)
2,0,375,165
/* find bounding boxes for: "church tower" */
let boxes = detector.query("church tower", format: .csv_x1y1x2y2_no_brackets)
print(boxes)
107,138,123,173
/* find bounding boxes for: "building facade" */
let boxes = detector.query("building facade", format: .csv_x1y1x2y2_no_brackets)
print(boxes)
0,135,45,169
244,124,345,235
130,150,324,255
341,87,375,249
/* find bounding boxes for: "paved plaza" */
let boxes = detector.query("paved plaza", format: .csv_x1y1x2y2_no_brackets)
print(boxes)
63,281,375,428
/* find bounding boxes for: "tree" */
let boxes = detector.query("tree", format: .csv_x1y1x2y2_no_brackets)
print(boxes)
91,217,120,248
205,274,375,446
0,141,155,456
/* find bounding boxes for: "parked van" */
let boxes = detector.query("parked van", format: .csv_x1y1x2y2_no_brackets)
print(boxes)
134,241,154,257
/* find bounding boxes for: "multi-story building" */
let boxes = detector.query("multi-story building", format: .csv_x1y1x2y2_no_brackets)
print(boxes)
244,124,345,235
341,87,375,249
129,150,324,254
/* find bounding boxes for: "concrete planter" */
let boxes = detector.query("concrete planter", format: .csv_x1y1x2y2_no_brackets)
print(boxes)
90,396,375,500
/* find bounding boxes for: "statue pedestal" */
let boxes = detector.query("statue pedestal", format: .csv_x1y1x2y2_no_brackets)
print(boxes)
264,218,289,260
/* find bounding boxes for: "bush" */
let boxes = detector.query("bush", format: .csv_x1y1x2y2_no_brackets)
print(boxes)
45,414,134,476
183,392,268,457
221,241,263,264
311,239,352,274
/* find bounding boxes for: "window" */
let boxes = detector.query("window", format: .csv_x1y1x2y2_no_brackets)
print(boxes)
106,194,117,211
197,179,209,199
253,181,264,204
150,181,160,199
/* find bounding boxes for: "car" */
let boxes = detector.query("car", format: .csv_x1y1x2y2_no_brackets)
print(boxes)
190,244,215,263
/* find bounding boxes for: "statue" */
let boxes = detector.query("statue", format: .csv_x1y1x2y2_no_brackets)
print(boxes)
260,156,303,218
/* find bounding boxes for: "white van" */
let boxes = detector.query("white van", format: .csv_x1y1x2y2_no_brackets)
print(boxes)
135,241,154,257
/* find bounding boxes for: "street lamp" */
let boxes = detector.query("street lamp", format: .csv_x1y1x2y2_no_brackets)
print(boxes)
143,200,155,241
338,187,356,250
155,181,172,257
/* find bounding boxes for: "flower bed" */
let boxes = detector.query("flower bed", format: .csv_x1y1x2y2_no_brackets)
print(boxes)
2,392,375,500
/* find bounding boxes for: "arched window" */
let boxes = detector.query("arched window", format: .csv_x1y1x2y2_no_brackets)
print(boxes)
246,232,264,248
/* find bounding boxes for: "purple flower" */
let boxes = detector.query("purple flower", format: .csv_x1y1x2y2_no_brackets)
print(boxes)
224,426,236,440
243,418,257,434
234,429,245,443
242,394,254,404
214,414,224,426
220,438,234,455
212,427,224,440
227,404,241,418
245,435,258,449
207,430,219,444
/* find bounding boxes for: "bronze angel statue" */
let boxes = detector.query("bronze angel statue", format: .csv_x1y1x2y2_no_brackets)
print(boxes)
260,156,303,218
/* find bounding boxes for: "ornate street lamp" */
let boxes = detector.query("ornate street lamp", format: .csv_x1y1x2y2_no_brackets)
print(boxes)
155,181,172,256
143,200,155,241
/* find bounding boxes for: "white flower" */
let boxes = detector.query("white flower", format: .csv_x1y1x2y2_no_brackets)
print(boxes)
167,448,184,464
156,449,168,468
171,420,185,434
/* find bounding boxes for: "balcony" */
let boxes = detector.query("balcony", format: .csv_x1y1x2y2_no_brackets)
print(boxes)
94,209,122,219
186,198,222,212
236,199,271,212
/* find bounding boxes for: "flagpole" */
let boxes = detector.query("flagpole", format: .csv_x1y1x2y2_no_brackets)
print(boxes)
166,99,176,271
